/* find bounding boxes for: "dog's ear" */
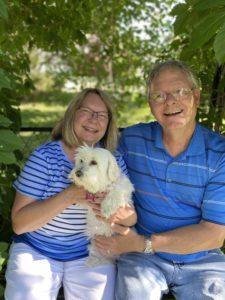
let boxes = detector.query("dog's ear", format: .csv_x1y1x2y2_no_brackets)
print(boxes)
107,154,120,183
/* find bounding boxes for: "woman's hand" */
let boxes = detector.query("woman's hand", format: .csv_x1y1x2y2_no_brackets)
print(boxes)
89,202,137,227
87,192,107,215
107,204,137,226
66,184,88,206
94,223,145,256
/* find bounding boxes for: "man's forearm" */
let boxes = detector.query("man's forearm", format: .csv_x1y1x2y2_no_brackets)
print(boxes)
151,221,225,254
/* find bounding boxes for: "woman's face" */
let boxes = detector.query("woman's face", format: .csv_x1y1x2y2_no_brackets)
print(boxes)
73,93,109,146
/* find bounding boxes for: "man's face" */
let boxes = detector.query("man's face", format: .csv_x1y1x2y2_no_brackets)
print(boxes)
148,68,200,132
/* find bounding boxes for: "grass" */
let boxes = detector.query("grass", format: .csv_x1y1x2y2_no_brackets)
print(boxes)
21,103,67,128
20,96,153,128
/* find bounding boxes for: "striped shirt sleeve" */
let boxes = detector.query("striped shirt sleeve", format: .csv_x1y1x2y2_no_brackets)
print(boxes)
13,148,50,200
114,150,128,176
201,155,225,225
117,129,128,158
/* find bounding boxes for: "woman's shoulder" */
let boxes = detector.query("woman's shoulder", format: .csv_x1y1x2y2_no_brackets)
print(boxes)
34,140,62,156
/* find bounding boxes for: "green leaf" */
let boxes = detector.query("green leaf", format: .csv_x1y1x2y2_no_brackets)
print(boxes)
172,10,191,35
0,129,23,151
0,284,4,297
0,257,6,271
0,242,9,252
0,242,8,272
214,21,225,64
194,0,225,11
0,68,11,89
0,114,12,127
171,3,188,16
0,0,8,20
189,11,225,50
0,150,16,164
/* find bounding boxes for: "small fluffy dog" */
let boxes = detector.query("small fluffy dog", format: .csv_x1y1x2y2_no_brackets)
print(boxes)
69,146,134,266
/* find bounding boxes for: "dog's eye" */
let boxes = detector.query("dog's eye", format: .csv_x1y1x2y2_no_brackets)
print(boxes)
80,159,83,163
90,160,97,166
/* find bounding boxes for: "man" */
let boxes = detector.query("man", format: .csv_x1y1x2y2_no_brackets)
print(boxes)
95,60,225,299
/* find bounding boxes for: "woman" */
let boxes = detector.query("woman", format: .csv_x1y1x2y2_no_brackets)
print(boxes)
5,88,137,300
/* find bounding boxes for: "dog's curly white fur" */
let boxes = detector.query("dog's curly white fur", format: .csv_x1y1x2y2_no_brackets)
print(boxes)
69,146,134,266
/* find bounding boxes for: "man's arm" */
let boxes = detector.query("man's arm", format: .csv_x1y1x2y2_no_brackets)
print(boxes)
94,220,225,256
151,220,225,254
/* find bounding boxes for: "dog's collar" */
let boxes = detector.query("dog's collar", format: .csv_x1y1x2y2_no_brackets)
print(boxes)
86,192,96,201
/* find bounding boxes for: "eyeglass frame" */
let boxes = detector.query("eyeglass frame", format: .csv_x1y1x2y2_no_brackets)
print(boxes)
77,106,110,122
148,87,195,104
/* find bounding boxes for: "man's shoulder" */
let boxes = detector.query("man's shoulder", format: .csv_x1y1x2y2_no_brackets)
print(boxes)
122,121,157,136
199,124,225,153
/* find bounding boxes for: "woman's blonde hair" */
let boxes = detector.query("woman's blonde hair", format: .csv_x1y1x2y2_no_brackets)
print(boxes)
52,88,118,152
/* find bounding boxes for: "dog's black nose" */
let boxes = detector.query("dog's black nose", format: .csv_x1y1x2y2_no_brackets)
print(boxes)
76,170,83,177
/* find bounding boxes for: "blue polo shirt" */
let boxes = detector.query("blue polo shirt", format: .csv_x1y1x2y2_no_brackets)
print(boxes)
119,122,225,263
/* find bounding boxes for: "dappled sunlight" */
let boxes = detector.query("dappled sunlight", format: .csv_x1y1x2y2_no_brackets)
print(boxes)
21,99,154,128
21,103,67,127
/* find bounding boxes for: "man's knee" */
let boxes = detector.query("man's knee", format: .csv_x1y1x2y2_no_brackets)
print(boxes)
116,275,163,300
116,253,167,300
173,277,225,300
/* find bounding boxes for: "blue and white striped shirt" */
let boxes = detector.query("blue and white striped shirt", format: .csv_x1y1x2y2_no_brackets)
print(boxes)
13,140,127,261
119,122,225,263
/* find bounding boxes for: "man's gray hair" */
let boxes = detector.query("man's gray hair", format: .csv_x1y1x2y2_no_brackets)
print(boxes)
147,60,200,99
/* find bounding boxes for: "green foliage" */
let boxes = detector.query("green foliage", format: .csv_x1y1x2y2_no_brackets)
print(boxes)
32,0,176,111
171,0,225,133
0,0,8,20
0,242,8,298
214,22,225,64
172,0,225,64
0,243,8,272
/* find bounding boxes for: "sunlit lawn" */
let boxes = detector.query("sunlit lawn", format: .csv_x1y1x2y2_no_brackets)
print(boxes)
21,103,67,127
20,102,153,128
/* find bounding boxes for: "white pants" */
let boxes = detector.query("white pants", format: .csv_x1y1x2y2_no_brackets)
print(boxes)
5,243,115,300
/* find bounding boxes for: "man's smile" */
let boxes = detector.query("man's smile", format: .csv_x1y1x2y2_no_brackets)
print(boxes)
164,109,183,116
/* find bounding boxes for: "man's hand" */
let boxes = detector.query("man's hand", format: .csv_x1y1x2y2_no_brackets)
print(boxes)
94,223,144,256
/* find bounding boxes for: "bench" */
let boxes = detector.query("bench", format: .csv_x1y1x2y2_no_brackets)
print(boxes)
56,287,175,299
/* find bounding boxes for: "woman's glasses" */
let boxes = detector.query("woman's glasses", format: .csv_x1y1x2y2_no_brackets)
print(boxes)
78,107,109,122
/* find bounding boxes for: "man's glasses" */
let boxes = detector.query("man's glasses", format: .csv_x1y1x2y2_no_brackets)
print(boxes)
149,88,194,104
78,107,109,122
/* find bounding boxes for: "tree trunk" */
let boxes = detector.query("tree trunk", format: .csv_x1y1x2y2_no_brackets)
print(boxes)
209,64,225,133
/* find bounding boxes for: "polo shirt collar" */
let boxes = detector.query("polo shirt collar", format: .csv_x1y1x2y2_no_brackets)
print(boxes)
153,122,164,150
153,122,205,157
185,124,205,157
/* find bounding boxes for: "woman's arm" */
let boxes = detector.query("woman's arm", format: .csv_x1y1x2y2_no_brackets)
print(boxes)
12,185,87,235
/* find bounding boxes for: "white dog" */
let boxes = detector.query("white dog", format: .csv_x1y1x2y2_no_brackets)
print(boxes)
69,146,134,266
